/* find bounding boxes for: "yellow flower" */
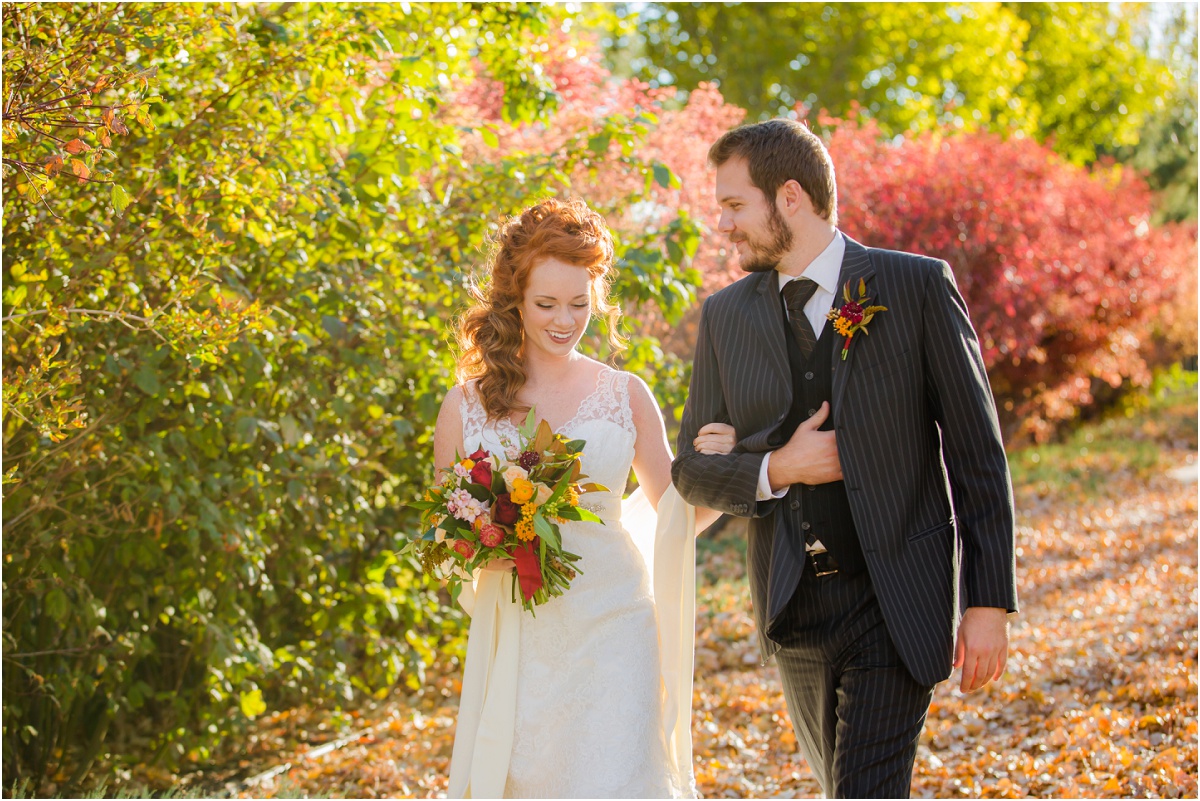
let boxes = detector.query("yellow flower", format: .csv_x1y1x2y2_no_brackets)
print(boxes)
516,503,537,541
460,458,476,470
510,477,535,504
834,317,854,336
564,484,580,507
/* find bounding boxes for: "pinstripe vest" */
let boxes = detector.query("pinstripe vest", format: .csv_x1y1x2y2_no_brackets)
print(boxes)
773,303,867,577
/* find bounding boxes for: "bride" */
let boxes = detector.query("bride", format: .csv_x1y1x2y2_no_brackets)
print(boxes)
433,198,737,798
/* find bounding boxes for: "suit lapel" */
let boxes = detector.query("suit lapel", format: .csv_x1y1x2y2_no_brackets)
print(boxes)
753,270,791,392
831,236,876,414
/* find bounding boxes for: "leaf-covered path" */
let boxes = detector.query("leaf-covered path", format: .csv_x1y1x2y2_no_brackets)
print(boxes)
204,456,1196,799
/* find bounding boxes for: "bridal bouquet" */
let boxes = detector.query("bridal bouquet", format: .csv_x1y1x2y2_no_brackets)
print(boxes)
409,410,607,612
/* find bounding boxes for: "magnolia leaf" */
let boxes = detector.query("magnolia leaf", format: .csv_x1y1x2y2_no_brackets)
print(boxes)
64,138,89,154
71,159,90,181
532,419,553,453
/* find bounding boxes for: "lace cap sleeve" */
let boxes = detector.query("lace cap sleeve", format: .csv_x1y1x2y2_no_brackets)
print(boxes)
459,381,489,450
611,370,637,435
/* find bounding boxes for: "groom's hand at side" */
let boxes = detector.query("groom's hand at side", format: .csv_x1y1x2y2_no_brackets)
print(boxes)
954,606,1009,693
766,401,843,492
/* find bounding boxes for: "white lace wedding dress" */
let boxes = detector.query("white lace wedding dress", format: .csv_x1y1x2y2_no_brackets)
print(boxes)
451,368,694,799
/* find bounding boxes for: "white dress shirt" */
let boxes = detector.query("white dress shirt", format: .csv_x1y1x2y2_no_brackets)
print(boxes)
755,232,846,519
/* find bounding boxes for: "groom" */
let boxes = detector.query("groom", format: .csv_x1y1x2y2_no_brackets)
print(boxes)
672,119,1017,798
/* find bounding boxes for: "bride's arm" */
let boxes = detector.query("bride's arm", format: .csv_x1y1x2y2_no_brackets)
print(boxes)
432,386,465,477
628,376,724,534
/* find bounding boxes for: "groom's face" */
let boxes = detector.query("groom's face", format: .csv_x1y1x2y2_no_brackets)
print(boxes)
714,156,794,273
715,154,792,273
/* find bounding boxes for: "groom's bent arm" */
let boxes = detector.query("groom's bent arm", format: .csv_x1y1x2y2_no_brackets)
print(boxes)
672,297,773,518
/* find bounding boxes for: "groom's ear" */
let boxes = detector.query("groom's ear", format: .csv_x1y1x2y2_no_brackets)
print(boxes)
777,179,814,219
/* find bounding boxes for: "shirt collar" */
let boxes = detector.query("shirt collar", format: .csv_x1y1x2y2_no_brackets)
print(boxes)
777,230,845,295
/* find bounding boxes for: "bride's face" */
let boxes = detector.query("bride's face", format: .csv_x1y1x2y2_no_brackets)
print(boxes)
521,256,593,358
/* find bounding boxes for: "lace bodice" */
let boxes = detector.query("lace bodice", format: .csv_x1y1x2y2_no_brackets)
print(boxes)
460,368,637,521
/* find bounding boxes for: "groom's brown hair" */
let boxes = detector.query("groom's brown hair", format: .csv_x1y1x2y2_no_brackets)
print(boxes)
708,119,838,227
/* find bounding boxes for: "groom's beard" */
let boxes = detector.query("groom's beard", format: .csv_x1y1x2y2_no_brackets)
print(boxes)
735,203,794,273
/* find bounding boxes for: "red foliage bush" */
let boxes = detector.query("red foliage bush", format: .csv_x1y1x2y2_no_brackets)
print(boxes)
826,115,1197,440
449,36,1196,441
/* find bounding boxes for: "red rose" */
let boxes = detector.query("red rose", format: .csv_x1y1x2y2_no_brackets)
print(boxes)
453,539,475,560
479,523,505,548
468,448,489,462
492,493,520,525
469,459,493,488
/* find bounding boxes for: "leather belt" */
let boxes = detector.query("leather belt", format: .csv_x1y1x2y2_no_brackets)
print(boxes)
807,548,840,577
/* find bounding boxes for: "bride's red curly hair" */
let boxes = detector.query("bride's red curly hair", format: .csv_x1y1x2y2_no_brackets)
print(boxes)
456,198,626,422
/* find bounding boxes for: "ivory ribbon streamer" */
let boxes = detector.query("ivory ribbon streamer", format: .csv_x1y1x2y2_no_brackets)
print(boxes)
447,569,520,799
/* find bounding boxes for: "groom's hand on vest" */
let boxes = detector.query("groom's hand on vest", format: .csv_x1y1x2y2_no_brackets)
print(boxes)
766,402,843,491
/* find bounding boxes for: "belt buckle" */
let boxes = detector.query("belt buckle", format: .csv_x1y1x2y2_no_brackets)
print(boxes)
809,549,838,577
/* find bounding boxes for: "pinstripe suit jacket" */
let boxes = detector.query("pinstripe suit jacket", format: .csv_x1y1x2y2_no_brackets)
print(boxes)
672,236,1017,687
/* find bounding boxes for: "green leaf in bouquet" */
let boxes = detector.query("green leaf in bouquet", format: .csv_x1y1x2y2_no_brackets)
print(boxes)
568,459,583,482
557,506,603,524
545,469,574,507
420,526,439,541
533,513,560,550
577,482,609,493
564,439,586,453
440,516,469,537
408,500,438,511
519,407,538,439
464,481,493,502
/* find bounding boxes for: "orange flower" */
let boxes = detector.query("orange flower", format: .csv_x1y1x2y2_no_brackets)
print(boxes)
510,477,535,504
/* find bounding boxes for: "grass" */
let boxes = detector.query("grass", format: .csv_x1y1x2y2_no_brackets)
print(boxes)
1009,364,1198,498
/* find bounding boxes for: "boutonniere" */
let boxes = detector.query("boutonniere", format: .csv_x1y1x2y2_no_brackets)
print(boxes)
826,279,887,361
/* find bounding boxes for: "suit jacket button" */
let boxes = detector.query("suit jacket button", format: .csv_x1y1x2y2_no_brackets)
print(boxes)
805,371,814,380
807,408,817,417
790,500,800,510
801,522,812,531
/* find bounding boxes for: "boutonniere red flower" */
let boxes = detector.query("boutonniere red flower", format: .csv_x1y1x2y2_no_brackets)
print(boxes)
826,279,887,361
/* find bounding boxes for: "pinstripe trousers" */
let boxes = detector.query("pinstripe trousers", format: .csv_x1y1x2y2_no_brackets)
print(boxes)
773,563,935,799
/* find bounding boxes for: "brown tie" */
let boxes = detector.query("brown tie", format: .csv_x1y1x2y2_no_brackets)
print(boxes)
781,278,819,359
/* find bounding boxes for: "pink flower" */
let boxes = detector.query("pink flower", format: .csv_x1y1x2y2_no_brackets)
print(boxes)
453,539,475,559
479,524,505,548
